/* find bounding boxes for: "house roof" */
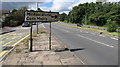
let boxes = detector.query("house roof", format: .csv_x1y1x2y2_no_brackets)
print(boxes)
0,10,10,14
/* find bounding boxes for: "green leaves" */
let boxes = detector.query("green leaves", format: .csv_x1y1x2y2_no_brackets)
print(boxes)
59,2,120,32
59,13,67,21
106,19,118,32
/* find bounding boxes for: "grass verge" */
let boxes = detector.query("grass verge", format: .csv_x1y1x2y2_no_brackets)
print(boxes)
54,22,119,37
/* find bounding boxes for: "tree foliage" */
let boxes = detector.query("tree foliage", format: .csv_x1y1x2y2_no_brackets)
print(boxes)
60,2,120,32
59,13,67,21
5,6,28,26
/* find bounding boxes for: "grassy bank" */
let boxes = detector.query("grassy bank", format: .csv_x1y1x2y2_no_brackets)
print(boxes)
54,22,119,37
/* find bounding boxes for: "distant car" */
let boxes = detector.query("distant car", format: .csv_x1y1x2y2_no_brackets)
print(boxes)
32,22,36,25
22,22,30,27
77,23,83,27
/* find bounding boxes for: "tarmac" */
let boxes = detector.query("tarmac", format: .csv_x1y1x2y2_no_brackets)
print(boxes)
0,27,15,35
1,31,83,66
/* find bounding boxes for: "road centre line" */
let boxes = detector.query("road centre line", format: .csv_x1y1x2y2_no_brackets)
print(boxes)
99,35,105,37
110,37,118,40
85,31,89,33
90,33,95,35
77,34,114,48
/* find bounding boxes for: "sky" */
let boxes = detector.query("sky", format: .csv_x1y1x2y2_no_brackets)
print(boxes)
1,0,120,14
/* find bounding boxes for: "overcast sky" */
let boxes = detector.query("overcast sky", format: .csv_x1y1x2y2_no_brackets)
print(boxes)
1,0,120,14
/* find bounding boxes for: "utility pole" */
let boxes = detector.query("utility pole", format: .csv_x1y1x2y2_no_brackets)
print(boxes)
36,1,39,34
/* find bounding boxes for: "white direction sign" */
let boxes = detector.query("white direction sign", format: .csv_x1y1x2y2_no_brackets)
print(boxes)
25,11,59,22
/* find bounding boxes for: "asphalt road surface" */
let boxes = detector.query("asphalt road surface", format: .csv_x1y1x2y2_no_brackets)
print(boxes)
0,23,42,51
44,22,118,65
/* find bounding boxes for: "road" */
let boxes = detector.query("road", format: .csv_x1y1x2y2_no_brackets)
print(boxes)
0,23,42,56
44,22,118,65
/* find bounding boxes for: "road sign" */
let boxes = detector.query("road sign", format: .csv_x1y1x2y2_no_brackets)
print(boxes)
25,11,59,22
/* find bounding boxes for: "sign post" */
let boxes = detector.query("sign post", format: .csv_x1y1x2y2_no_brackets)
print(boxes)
37,22,38,34
30,22,33,52
49,21,51,50
25,11,59,51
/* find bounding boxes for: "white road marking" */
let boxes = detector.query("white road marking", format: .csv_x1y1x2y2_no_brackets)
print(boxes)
99,35,105,37
62,29,69,32
79,30,82,32
85,31,89,33
76,30,78,31
77,35,114,48
90,33,95,35
110,37,118,40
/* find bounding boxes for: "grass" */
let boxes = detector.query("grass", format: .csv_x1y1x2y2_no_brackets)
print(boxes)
14,26,48,53
38,28,47,34
15,49,21,53
21,27,47,48
54,23,119,37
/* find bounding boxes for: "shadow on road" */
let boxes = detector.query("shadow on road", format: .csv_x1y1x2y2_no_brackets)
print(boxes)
54,48,85,52
32,48,85,52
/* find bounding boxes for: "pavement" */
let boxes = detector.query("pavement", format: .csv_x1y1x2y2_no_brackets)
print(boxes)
44,23,118,65
1,27,83,66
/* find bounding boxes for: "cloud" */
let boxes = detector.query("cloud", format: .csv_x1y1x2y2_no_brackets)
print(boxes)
39,7,51,11
1,0,74,2
1,0,119,14
108,0,120,2
1,2,44,10
38,0,76,13
1,0,52,2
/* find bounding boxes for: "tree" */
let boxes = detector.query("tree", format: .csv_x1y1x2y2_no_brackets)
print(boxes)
106,19,118,32
38,8,43,12
4,6,28,26
11,9,17,14
60,2,120,32
59,13,67,21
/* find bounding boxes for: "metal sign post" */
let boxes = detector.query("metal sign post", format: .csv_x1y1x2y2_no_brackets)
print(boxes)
25,11,59,51
49,21,51,50
37,22,38,34
30,22,33,52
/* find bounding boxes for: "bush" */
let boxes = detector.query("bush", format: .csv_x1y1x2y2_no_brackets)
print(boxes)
9,20,19,27
106,19,118,32
10,20,18,23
